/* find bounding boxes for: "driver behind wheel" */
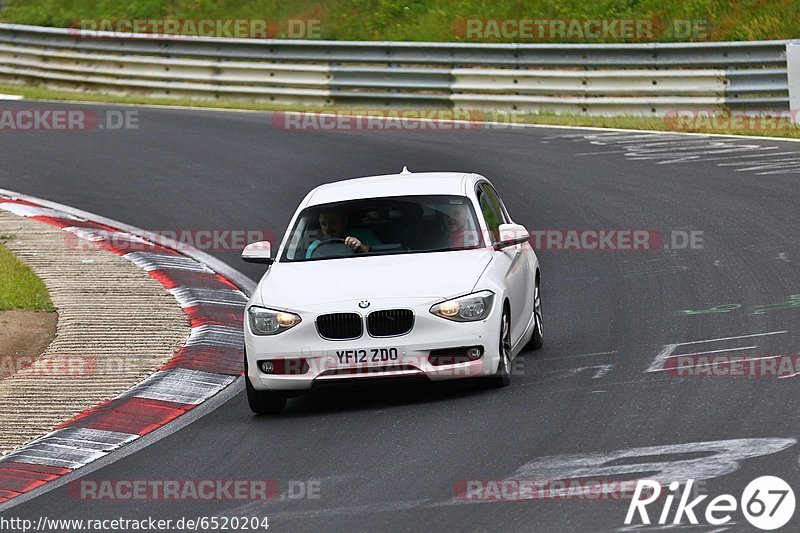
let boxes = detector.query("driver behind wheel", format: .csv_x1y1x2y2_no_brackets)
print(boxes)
306,210,381,258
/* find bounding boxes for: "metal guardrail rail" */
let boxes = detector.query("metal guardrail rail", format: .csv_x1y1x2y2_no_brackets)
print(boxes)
0,23,795,115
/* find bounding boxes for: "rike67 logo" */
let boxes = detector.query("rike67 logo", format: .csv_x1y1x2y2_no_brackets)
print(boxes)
625,476,795,530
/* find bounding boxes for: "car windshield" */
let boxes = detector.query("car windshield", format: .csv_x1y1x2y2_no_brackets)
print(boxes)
281,195,485,262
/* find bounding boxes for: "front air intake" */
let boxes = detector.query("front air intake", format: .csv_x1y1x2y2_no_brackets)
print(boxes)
367,309,414,337
316,312,363,340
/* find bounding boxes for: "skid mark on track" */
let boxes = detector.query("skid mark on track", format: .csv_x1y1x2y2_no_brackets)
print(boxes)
227,498,431,521
536,364,614,382
622,256,689,279
711,248,791,269
677,293,800,317
511,376,677,392
518,349,619,385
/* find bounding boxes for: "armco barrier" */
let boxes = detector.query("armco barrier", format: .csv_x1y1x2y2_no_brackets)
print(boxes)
0,23,797,116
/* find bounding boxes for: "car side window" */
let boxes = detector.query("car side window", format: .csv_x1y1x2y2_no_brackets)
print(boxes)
482,184,510,224
478,187,502,243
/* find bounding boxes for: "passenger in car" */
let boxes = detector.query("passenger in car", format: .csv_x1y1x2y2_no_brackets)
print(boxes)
445,203,476,249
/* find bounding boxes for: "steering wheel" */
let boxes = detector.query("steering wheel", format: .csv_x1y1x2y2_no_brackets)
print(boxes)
310,238,355,259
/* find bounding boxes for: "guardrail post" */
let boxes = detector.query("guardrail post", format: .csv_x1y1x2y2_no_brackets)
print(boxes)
788,43,800,123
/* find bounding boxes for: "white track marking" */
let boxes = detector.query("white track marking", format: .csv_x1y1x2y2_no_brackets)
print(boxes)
647,147,775,163
645,331,788,373
655,147,784,164
675,331,786,346
0,203,83,220
590,364,613,378
575,149,632,156
437,438,796,505
236,437,796,519
641,345,758,374
648,355,781,374
62,226,148,245
714,149,796,164
757,168,800,175
669,346,758,358
170,287,247,308
185,324,245,348
560,130,800,175
124,251,213,273
1,428,139,469
122,367,236,405
626,143,763,157
544,350,617,361
536,364,614,381
734,160,800,172
508,438,795,489
0,94,23,100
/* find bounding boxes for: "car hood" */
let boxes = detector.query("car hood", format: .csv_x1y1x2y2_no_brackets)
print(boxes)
257,250,493,309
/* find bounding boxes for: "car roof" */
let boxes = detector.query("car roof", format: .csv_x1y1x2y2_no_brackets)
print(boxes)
305,171,483,207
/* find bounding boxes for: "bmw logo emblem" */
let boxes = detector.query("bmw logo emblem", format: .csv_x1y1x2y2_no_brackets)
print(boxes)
358,300,370,309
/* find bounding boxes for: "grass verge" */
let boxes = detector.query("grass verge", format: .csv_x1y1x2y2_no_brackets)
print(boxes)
0,237,55,312
0,0,798,43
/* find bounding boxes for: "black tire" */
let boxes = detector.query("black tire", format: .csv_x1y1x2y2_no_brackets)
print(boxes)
486,307,512,388
244,357,287,415
523,276,543,351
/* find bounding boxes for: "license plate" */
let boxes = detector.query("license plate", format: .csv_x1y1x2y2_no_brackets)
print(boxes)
334,347,400,366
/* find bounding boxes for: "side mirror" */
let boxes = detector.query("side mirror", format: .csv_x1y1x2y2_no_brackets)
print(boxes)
242,241,274,265
494,223,530,250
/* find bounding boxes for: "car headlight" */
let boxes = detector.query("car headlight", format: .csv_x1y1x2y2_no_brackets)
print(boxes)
248,306,302,335
430,291,495,322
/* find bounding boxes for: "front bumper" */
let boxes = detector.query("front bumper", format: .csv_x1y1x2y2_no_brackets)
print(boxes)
245,298,502,391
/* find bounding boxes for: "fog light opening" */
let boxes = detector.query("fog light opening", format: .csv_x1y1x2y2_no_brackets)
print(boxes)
428,346,484,366
258,358,310,375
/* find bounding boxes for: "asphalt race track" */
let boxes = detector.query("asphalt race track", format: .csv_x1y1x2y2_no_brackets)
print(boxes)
2,101,800,532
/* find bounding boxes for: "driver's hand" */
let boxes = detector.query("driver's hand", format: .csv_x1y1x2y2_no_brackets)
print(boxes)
345,236,369,252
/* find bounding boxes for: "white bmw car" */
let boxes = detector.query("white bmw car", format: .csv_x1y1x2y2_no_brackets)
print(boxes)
241,170,542,413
